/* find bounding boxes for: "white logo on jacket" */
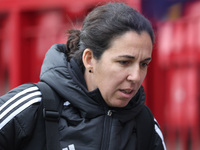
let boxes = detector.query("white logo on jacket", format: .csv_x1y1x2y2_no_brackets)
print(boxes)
63,144,75,150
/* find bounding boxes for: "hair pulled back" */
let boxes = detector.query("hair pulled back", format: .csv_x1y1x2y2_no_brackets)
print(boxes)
66,2,154,70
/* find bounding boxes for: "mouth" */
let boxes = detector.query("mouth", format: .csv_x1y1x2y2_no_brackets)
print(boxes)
116,88,136,103
118,89,135,100
119,89,133,94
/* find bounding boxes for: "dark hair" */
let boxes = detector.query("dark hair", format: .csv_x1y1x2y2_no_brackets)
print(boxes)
66,2,154,70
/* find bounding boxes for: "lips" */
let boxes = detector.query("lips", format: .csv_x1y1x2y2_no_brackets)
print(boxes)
120,89,133,94
118,89,134,100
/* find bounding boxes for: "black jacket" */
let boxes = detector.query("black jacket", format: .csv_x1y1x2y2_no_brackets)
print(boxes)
0,44,166,150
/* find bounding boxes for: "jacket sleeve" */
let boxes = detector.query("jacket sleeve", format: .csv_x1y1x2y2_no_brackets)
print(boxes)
0,84,42,149
152,118,167,150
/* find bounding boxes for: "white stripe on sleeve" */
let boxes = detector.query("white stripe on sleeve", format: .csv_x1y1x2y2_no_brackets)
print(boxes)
154,118,167,150
0,97,41,130
0,86,39,111
0,91,41,119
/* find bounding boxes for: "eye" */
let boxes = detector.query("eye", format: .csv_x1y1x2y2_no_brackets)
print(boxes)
140,62,149,68
118,60,131,66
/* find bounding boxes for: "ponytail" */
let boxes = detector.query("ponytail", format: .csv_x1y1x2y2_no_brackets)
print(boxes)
66,29,81,61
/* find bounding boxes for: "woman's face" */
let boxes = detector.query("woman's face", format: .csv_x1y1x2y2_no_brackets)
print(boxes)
85,31,153,107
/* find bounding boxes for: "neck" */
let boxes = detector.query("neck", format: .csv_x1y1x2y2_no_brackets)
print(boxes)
84,71,95,91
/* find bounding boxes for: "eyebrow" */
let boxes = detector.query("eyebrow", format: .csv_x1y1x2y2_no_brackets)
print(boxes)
118,55,152,61
118,55,135,59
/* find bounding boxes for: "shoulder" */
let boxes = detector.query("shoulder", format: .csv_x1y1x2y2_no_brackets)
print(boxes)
0,83,42,130
136,105,166,150
145,106,167,150
153,118,167,150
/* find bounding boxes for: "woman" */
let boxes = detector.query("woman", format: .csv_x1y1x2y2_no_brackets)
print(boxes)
0,2,166,150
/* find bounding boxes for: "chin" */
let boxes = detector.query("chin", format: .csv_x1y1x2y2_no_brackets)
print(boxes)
108,101,129,108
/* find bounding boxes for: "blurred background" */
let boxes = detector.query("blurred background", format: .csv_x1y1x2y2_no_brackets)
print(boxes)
0,0,199,149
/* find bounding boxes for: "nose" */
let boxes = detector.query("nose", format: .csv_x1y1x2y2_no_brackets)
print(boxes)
127,66,141,83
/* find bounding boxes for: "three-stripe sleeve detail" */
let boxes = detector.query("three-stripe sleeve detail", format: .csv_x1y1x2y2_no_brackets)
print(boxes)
0,86,42,130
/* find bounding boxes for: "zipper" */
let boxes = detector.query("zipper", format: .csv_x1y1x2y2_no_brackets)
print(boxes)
101,110,113,150
107,110,112,116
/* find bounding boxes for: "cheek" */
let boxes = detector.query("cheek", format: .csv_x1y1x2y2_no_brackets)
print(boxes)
95,63,122,85
100,74,126,97
98,74,120,92
140,70,147,84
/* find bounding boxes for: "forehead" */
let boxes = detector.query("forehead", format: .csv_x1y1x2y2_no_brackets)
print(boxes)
104,31,153,57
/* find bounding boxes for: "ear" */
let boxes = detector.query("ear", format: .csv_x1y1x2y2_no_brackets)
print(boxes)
82,48,95,71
